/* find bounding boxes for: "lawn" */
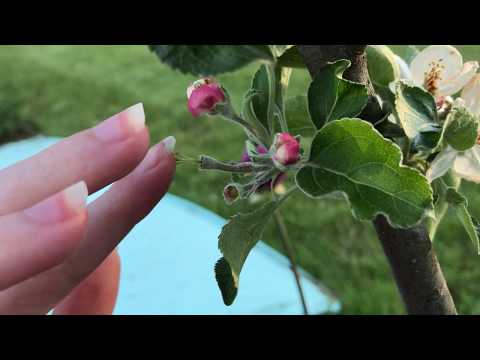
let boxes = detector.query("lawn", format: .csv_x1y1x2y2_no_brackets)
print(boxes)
1,45,480,314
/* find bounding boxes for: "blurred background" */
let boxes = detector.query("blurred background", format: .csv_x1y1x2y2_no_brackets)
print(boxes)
0,45,479,314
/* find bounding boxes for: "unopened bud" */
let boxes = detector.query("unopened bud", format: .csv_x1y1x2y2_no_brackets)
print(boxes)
272,133,301,167
223,184,240,205
187,78,226,117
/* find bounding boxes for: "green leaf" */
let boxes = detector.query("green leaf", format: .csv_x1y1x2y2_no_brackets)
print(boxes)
375,85,397,112
277,46,306,68
215,200,282,305
307,60,368,129
285,95,316,137
249,64,288,137
214,258,238,305
425,171,461,240
149,45,273,76
245,140,258,158
445,187,467,206
445,188,480,254
394,81,441,150
374,117,406,139
241,90,271,146
366,45,400,111
366,45,401,88
471,217,480,253
296,118,434,228
443,105,479,151
251,65,272,135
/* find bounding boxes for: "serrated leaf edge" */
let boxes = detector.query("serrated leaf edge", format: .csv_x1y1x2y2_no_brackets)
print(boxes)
295,118,434,229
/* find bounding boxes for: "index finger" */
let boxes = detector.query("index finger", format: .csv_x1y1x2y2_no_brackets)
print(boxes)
0,103,150,215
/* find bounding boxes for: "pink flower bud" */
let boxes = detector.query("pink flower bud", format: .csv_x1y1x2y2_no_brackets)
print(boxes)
187,78,225,117
272,133,300,166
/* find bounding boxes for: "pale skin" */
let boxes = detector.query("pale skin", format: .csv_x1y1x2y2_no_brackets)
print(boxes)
0,103,176,314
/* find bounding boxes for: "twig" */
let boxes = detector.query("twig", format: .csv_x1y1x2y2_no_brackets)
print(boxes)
273,210,309,315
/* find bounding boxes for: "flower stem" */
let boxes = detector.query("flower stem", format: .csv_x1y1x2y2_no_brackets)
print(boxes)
273,209,309,315
199,155,270,173
229,114,266,147
216,102,266,147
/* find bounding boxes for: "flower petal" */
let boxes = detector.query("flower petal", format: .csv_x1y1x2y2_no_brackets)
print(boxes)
453,146,480,183
395,55,412,80
426,146,458,182
410,45,464,95
187,83,225,117
438,61,479,97
461,73,480,116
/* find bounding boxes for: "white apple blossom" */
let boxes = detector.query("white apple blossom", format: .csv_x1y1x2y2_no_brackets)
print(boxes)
427,82,480,183
461,74,480,116
395,45,479,98
394,54,412,80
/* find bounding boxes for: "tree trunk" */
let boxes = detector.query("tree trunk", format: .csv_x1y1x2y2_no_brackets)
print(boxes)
298,45,457,315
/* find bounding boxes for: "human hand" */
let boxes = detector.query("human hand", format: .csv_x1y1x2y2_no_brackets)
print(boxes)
0,103,176,314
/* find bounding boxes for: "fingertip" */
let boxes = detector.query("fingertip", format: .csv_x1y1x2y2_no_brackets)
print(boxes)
99,137,177,228
92,103,146,143
135,137,177,180
161,136,176,154
62,181,88,216
159,136,177,178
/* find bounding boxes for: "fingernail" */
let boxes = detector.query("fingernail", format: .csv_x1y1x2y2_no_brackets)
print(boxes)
139,136,175,173
161,136,176,154
24,182,88,225
92,103,146,143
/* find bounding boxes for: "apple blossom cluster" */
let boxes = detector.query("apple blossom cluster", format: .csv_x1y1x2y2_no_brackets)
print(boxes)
186,77,301,205
151,44,480,307
393,45,480,183
184,45,480,211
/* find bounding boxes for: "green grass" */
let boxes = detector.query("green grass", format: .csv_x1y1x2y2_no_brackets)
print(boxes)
1,45,480,314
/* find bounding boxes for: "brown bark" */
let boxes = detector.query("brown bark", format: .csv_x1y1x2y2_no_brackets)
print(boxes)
298,45,457,315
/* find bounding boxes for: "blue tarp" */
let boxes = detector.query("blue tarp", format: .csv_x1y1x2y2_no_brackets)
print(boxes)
0,136,341,315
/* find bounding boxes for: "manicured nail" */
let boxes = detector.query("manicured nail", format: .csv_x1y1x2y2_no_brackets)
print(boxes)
92,103,146,143
139,136,175,173
24,182,88,225
161,136,176,154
